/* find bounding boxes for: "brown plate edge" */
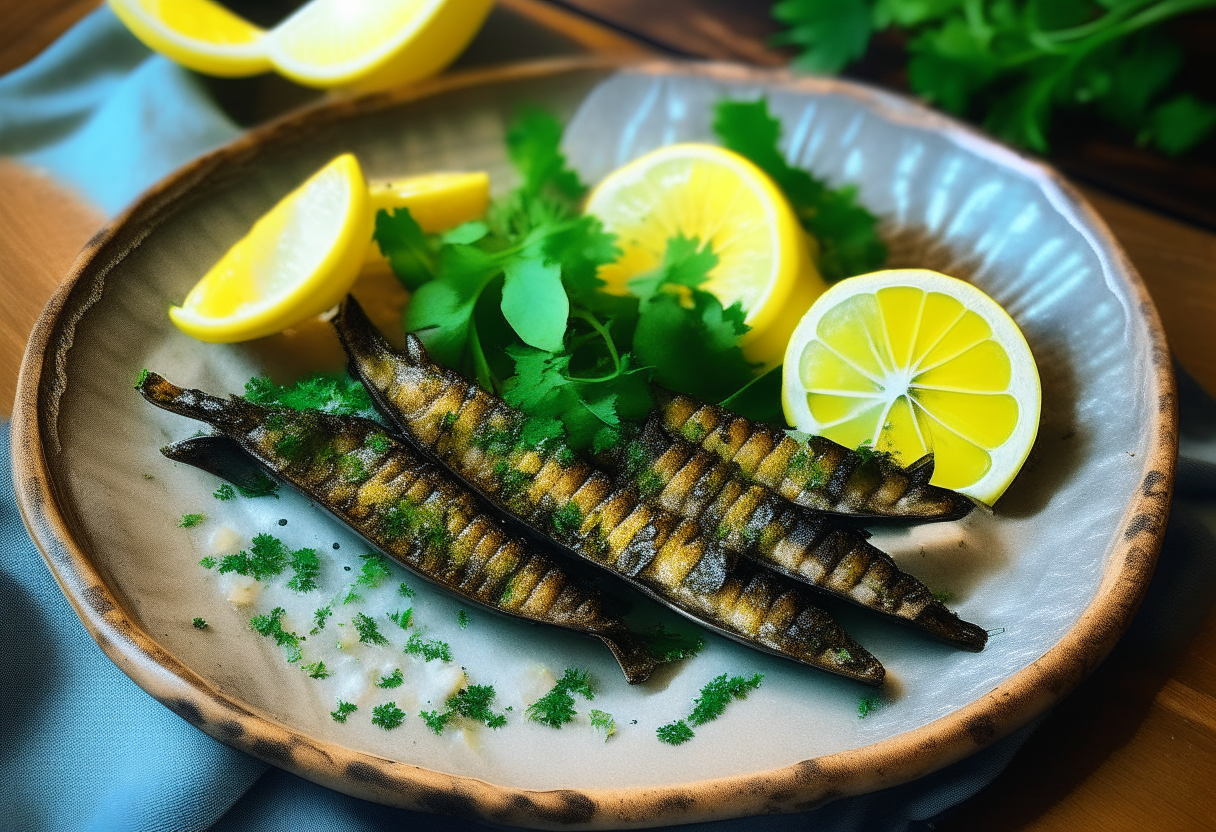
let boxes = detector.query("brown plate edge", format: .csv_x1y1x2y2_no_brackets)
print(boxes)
9,56,1178,829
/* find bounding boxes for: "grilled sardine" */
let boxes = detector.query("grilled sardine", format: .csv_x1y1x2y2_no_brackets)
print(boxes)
138,372,664,684
658,391,976,523
334,297,885,686
601,418,986,650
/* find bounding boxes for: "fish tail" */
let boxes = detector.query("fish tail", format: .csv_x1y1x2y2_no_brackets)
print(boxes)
912,602,989,651
136,372,260,433
595,630,662,685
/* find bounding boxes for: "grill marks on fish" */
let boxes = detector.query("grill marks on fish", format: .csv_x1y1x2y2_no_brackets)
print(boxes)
607,420,987,651
659,392,976,522
334,297,884,686
138,373,661,684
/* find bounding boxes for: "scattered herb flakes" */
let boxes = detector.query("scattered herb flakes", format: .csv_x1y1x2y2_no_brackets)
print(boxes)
286,547,321,593
250,607,303,663
135,367,150,388
656,720,695,746
341,589,364,606
198,556,218,570
192,617,208,630
311,605,332,634
355,553,393,589
405,632,452,663
244,372,374,416
644,624,706,662
217,533,290,581
353,612,389,647
526,668,596,728
589,709,616,741
213,483,236,501
854,438,896,466
858,696,883,719
388,608,413,630
371,702,407,730
688,673,763,726
331,700,357,723
179,513,205,528
714,99,885,281
398,582,417,599
377,668,405,689
457,609,470,629
304,661,331,680
551,501,583,537
234,472,280,499
422,684,508,734
366,432,391,454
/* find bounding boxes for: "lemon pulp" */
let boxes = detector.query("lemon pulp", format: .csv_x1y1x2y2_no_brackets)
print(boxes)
169,153,371,343
585,143,825,368
782,269,1040,504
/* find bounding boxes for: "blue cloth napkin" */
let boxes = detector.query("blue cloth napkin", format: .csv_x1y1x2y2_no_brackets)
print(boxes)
2,8,1212,831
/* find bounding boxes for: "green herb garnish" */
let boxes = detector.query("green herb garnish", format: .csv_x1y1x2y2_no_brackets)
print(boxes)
311,605,332,634
353,612,389,646
179,513,205,528
377,668,405,689
199,556,217,569
420,684,507,734
213,484,236,501
405,632,452,663
688,673,763,726
355,553,392,589
371,702,406,730
858,695,883,718
244,372,374,415
526,668,595,728
286,547,320,592
218,533,289,581
192,617,208,630
331,700,357,723
249,607,302,663
589,709,616,741
398,582,417,599
456,609,470,629
643,624,706,662
388,608,413,630
656,720,695,746
303,661,331,680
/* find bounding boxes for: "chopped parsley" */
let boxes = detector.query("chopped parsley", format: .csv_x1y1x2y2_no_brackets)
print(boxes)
398,582,416,599
286,547,321,593
858,696,883,719
213,484,236,501
191,617,208,630
420,684,507,734
589,709,616,741
179,513,205,528
331,700,357,723
311,605,332,634
233,473,279,499
644,624,705,662
371,702,406,730
405,632,452,663
854,439,896,466
656,720,695,746
388,608,413,630
249,607,303,663
198,556,217,569
244,372,374,416
551,501,583,536
217,533,290,581
376,668,404,689
303,661,331,680
341,588,364,606
526,668,595,728
355,553,392,589
353,612,389,646
366,432,391,454
456,609,470,629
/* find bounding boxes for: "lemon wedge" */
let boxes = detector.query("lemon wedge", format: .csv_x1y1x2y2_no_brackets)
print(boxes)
107,0,271,77
782,269,1040,505
266,0,495,91
169,154,372,343
585,143,826,367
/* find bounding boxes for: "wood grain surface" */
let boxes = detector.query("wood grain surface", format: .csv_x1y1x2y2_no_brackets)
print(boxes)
2,2,1215,831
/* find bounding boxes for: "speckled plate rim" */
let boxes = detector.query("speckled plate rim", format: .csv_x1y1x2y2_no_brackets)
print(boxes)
11,56,1177,829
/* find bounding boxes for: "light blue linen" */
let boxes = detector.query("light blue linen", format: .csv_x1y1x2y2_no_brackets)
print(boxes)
2,7,1212,831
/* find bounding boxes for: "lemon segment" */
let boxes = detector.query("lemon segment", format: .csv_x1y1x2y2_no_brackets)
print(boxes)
107,0,271,76
266,0,495,91
584,143,827,368
365,171,491,263
782,269,1041,505
169,153,372,343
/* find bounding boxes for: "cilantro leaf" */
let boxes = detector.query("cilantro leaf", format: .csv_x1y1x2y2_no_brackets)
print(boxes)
331,700,357,722
374,207,436,290
501,254,568,351
507,106,586,202
244,372,373,416
403,244,505,368
771,0,873,73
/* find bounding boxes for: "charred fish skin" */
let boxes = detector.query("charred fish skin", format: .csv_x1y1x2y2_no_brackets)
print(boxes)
603,418,987,651
657,391,976,523
333,297,885,687
138,373,661,685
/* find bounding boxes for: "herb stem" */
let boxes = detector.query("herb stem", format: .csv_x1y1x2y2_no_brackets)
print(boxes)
570,308,621,375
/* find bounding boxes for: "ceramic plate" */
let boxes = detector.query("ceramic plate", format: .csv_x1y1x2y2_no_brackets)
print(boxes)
13,58,1177,828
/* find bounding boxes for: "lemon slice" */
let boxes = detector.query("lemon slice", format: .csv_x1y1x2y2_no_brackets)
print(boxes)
585,143,826,367
266,0,495,91
782,269,1040,505
107,0,271,77
169,154,372,343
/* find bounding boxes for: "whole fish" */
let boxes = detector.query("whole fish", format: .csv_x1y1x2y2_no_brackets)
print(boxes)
601,418,987,651
333,297,885,687
657,391,976,523
138,372,666,684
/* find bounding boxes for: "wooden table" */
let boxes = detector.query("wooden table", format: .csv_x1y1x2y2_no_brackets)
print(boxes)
3,2,1216,830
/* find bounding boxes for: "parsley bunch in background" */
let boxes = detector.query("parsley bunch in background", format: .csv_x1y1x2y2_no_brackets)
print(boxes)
374,105,883,449
772,0,1216,155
